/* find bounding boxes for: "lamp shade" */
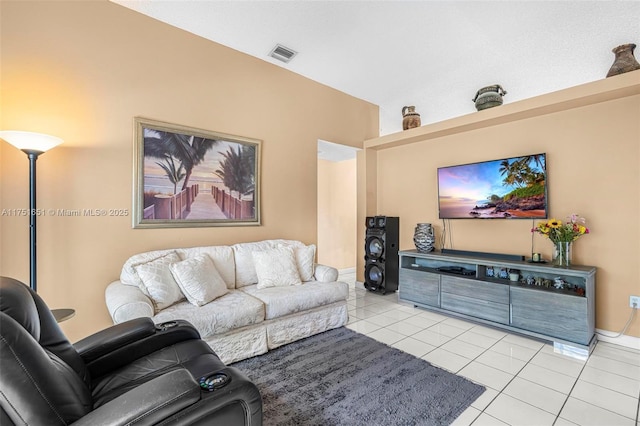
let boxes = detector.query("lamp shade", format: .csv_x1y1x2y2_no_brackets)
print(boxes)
0,131,63,153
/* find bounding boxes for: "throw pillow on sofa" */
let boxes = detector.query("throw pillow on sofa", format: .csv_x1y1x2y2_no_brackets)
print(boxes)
170,253,228,306
134,251,184,310
253,246,301,289
232,240,305,287
121,249,175,288
283,244,316,282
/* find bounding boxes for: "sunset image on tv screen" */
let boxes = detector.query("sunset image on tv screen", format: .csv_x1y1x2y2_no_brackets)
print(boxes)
438,153,547,219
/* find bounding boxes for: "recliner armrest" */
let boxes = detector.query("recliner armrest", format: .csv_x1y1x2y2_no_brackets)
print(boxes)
75,319,202,378
160,366,263,426
71,369,200,426
74,317,156,363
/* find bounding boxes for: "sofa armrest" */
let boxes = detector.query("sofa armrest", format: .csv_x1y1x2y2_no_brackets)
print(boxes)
105,280,154,324
71,369,200,426
313,264,339,282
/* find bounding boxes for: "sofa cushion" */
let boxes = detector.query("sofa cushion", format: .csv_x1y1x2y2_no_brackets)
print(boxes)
240,281,349,320
134,251,184,310
152,290,265,337
170,254,228,306
253,246,301,289
232,240,305,288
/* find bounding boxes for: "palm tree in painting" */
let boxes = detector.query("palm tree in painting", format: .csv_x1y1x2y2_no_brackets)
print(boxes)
177,135,219,191
215,144,256,198
155,155,185,194
144,129,218,191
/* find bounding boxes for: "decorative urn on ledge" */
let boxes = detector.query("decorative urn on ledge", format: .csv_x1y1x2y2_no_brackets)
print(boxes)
402,106,421,130
472,85,507,111
606,43,640,77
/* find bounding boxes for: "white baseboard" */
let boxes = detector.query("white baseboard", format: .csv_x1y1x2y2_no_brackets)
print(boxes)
338,267,356,275
596,329,640,351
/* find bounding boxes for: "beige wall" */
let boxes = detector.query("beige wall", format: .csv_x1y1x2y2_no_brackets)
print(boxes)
372,93,640,337
317,158,357,269
356,148,378,282
0,1,378,341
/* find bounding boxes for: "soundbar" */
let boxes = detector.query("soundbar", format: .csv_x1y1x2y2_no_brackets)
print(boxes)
441,248,525,262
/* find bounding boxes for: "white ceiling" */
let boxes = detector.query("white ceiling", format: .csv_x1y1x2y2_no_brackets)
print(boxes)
318,139,360,162
112,1,639,137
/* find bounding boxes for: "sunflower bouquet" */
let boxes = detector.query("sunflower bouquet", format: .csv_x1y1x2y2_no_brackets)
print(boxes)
532,214,590,243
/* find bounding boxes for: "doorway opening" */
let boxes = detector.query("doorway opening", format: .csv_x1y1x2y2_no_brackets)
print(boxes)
317,139,359,275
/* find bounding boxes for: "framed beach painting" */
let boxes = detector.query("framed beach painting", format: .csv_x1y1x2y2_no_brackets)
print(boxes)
133,117,261,228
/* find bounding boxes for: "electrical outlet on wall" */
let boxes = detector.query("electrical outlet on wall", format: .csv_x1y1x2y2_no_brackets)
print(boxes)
630,296,640,309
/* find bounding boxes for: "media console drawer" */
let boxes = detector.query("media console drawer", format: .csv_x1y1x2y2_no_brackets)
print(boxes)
441,292,510,324
440,276,510,324
441,276,509,304
399,268,439,307
511,287,591,345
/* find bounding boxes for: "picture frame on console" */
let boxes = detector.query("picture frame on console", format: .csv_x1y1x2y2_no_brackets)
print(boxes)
133,117,261,228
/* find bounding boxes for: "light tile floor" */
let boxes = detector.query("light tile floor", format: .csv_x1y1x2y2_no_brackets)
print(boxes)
339,271,640,426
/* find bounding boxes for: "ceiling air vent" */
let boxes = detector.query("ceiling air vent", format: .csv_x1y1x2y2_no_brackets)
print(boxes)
269,44,297,63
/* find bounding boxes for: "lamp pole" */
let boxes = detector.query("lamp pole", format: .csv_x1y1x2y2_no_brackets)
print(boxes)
0,131,63,292
25,149,43,292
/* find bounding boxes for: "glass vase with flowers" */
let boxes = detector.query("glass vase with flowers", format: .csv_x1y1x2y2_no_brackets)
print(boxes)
532,214,590,266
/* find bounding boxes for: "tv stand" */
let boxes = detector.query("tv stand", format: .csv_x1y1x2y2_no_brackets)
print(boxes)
398,250,596,355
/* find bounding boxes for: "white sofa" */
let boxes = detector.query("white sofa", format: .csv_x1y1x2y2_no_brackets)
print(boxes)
105,239,349,364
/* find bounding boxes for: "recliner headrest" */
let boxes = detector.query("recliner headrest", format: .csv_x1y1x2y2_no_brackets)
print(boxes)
0,277,41,340
0,276,90,386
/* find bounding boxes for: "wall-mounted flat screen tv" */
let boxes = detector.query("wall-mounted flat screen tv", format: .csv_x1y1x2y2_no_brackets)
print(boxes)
437,153,547,219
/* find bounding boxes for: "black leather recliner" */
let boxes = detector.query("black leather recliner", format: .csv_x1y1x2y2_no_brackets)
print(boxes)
0,276,262,425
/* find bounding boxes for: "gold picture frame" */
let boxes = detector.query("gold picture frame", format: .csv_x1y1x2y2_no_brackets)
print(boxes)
133,117,261,228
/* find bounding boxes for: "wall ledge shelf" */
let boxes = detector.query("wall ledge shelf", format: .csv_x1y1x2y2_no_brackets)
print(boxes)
365,70,640,151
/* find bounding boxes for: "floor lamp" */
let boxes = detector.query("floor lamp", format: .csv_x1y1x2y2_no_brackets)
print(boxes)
0,131,63,292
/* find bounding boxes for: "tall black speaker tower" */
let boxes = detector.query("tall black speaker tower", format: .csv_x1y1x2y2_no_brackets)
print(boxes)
364,216,399,294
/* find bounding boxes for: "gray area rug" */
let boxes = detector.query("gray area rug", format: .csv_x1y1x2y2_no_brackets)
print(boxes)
232,327,485,425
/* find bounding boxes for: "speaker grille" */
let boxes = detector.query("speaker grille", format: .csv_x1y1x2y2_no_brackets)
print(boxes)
365,235,384,260
364,216,399,294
